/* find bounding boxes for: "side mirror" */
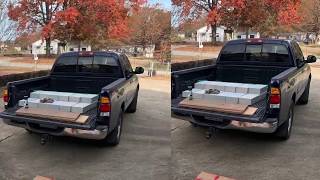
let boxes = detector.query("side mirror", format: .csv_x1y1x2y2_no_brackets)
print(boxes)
134,67,144,74
305,55,317,63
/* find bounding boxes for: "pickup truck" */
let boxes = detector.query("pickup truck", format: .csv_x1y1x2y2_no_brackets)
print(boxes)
172,39,317,140
0,51,144,145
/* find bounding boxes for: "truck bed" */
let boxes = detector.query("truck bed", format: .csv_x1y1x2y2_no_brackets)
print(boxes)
172,96,268,125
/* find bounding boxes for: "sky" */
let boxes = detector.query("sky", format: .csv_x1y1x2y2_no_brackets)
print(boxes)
149,0,171,9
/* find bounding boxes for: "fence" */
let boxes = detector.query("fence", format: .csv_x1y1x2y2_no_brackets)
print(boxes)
130,58,170,76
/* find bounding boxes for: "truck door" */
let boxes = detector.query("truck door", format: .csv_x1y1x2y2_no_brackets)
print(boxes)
292,42,309,98
120,55,136,107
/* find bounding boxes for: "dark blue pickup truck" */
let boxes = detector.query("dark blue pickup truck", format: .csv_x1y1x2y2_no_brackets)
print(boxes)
1,51,144,145
172,39,317,140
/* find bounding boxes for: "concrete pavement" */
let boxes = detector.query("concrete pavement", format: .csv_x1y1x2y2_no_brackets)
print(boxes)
0,78,171,180
171,66,320,180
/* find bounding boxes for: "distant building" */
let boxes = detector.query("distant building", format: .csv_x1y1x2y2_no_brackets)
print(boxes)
196,26,260,43
31,39,91,55
197,26,227,43
32,39,60,55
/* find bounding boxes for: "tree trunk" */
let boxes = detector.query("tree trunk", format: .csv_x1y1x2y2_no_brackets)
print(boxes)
45,37,51,56
316,32,319,44
245,27,249,39
78,41,81,51
211,24,217,44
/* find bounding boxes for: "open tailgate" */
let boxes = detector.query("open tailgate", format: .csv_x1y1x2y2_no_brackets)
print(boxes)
172,97,267,123
0,106,97,130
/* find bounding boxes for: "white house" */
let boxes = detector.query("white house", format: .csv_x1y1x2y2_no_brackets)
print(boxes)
32,39,91,55
64,41,92,52
197,26,227,43
234,31,260,40
196,26,260,43
32,39,60,55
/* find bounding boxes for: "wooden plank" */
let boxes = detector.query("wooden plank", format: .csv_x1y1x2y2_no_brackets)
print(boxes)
33,176,55,180
75,115,89,124
179,99,248,115
196,172,235,180
242,107,258,116
16,108,80,122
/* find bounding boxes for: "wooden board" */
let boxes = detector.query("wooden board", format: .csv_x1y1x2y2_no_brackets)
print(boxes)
196,172,235,180
34,176,55,180
243,107,258,116
179,99,248,115
16,108,80,122
75,115,89,124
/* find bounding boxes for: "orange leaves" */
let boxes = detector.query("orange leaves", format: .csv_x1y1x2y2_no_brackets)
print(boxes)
207,8,220,25
173,0,302,36
56,7,80,24
8,0,144,44
276,1,301,25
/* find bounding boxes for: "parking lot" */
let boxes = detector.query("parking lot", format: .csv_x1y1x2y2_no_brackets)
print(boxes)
0,77,171,180
171,66,320,180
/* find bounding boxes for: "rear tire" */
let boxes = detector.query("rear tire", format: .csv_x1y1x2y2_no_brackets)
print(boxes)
126,90,138,113
298,79,310,105
274,102,294,140
100,111,123,146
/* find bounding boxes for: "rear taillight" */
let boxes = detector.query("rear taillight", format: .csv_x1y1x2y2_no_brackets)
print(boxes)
100,104,110,112
270,87,280,108
3,89,9,105
99,97,110,116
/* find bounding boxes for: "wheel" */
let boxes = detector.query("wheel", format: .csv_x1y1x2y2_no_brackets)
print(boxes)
297,79,310,105
100,111,123,146
274,102,294,140
126,89,138,113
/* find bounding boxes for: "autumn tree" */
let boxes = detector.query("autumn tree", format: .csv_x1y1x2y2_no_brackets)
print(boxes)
8,0,144,55
298,0,320,42
179,18,205,38
128,5,171,53
172,0,221,44
53,0,145,50
173,0,302,42
15,32,41,50
8,0,64,55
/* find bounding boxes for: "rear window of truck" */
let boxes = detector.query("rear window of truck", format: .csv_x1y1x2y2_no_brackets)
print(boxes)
53,55,122,77
219,43,291,65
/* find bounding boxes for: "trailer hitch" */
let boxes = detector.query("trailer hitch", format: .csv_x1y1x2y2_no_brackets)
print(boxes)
206,127,216,139
40,134,53,145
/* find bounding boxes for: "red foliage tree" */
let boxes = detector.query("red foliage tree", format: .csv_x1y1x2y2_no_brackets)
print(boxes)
172,0,302,42
8,0,145,55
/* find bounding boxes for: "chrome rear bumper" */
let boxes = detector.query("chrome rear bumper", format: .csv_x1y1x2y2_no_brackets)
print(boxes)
2,118,108,140
172,114,278,133
223,120,277,133
62,128,108,140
